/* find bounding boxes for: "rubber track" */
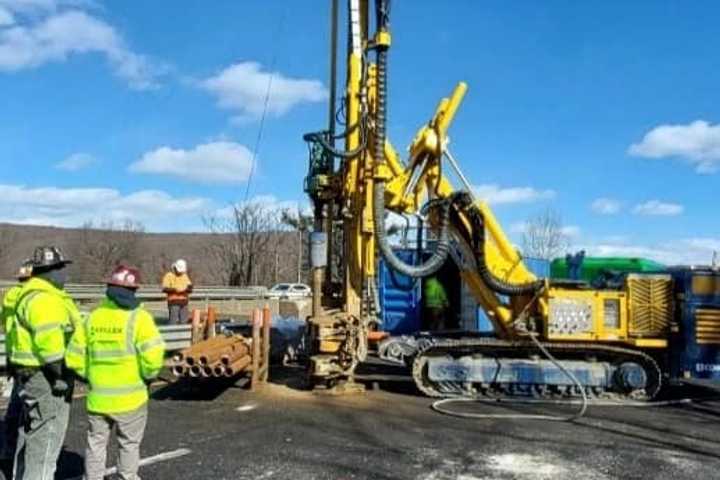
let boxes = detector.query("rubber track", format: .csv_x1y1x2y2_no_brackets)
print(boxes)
412,337,663,400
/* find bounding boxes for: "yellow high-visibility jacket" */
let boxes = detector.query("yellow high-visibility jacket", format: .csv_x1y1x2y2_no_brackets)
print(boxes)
65,298,165,414
1,284,23,360
11,277,78,367
424,277,449,309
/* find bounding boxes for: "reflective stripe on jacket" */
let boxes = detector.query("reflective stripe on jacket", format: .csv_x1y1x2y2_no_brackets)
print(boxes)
65,298,165,414
11,277,75,367
1,285,22,358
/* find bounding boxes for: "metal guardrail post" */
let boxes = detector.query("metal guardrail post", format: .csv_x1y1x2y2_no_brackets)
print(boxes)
261,304,271,382
250,308,261,391
190,309,203,344
206,307,217,339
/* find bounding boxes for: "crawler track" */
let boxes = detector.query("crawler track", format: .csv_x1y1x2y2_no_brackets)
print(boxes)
411,337,663,400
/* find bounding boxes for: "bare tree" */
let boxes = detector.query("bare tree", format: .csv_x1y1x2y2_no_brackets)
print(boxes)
0,226,16,271
521,209,570,261
280,208,314,283
74,220,146,282
205,202,283,287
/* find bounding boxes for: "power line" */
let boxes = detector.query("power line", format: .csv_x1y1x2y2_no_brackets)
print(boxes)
243,8,288,203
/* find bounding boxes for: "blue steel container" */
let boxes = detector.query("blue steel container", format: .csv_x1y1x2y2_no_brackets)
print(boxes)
669,267,720,305
668,268,720,381
378,249,422,334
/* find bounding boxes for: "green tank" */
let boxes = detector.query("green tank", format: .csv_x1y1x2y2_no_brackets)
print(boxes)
550,257,666,282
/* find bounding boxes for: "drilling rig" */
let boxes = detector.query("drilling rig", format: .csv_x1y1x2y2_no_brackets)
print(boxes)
302,0,720,398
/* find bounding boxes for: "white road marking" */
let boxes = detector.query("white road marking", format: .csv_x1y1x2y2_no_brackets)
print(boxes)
67,448,192,479
236,402,258,412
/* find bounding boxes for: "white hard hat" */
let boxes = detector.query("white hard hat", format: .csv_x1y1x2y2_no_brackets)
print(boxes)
174,259,188,273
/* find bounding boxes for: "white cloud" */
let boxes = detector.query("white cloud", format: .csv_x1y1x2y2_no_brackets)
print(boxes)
130,141,254,184
247,194,309,215
509,222,527,234
0,7,161,89
0,7,14,26
685,238,720,252
510,221,580,238
200,62,328,122
632,200,684,216
210,195,312,226
0,183,211,230
591,197,621,215
55,152,96,171
473,184,556,205
580,238,719,266
560,225,581,238
0,0,75,13
628,120,720,174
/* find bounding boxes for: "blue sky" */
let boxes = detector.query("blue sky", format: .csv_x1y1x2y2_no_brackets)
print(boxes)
0,0,718,264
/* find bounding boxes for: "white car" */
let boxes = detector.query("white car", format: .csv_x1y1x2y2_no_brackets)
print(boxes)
266,283,312,299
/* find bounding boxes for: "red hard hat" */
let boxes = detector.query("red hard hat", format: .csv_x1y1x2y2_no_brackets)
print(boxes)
107,265,141,289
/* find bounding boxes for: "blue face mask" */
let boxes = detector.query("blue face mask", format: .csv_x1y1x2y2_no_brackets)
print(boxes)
106,285,140,310
38,267,68,289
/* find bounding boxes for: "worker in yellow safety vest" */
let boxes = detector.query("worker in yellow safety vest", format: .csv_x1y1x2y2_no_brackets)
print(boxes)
0,260,33,466
11,246,80,480
66,265,165,480
423,276,450,331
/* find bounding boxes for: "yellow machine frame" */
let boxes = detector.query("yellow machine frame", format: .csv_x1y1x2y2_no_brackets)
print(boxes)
305,0,668,389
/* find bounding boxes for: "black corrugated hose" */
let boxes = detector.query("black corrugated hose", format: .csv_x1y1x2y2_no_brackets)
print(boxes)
453,192,543,296
372,0,452,279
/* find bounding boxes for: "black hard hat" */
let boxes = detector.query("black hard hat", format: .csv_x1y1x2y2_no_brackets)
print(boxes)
31,246,72,270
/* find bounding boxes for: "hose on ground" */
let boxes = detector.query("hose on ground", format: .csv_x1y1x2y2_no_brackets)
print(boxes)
430,395,696,420
429,288,586,421
430,324,589,422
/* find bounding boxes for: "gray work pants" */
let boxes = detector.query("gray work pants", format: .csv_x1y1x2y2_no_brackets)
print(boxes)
13,370,71,480
168,303,189,325
85,405,148,480
0,377,21,460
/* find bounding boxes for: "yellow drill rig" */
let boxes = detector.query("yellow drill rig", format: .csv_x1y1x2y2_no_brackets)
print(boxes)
303,0,688,399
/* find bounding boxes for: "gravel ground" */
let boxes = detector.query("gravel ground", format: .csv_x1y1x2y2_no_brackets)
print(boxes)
28,366,719,480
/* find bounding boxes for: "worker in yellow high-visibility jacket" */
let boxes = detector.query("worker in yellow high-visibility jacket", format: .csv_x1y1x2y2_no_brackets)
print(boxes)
11,246,79,480
0,260,32,465
66,265,165,480
423,276,450,331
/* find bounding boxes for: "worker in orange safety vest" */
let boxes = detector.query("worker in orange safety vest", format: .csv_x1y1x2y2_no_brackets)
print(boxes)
162,259,193,324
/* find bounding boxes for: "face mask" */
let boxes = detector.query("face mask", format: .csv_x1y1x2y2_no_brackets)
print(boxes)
39,267,68,289
106,285,140,310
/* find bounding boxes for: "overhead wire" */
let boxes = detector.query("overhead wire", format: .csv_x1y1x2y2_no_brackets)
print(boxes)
243,5,288,203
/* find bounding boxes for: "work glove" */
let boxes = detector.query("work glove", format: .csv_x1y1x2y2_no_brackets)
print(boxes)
51,379,70,396
42,361,63,383
42,361,69,396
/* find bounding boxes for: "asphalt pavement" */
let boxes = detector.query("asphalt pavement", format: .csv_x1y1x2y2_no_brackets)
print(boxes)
32,366,720,480
0,367,714,480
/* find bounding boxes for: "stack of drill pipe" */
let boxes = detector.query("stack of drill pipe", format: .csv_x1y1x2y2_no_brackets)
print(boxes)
172,335,227,364
171,334,253,379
